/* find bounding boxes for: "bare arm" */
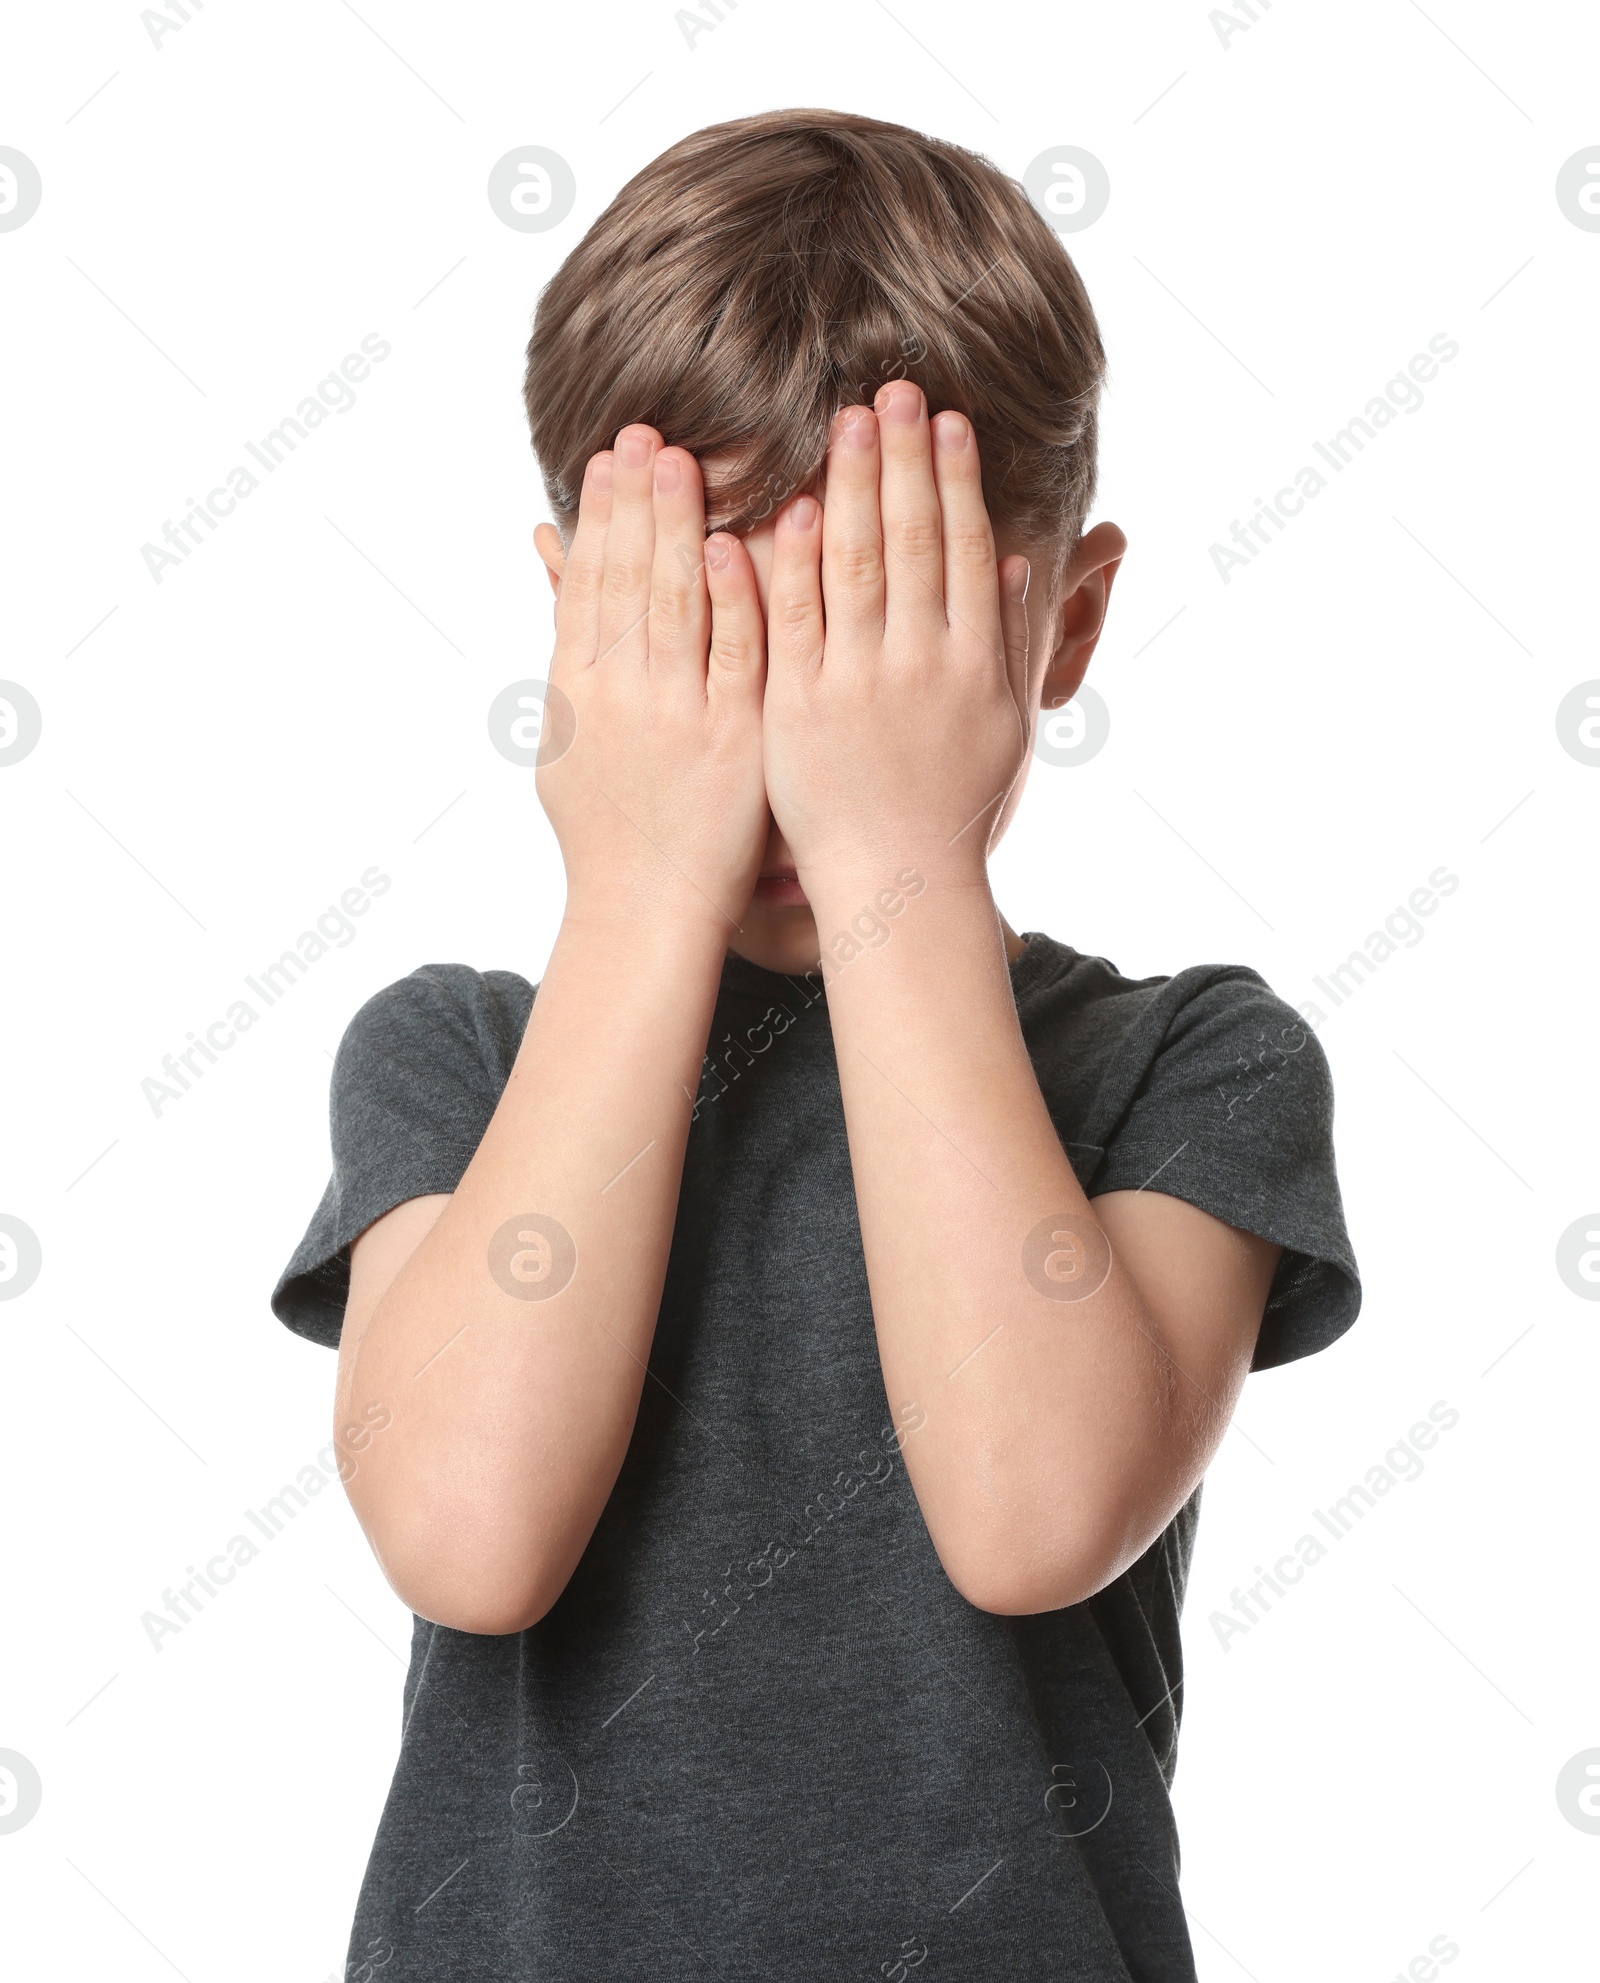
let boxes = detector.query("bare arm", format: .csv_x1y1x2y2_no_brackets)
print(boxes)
762,385,1280,1613
800,881,1279,1613
335,427,768,1634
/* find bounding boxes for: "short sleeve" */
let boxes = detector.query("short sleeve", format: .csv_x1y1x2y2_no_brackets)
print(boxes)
270,964,531,1349
1087,967,1361,1371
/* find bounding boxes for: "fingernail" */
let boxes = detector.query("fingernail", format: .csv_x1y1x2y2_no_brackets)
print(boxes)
653,450,681,494
875,381,920,423
704,533,732,570
790,494,820,531
616,426,653,468
1006,559,1031,602
835,408,877,451
587,454,613,493
934,412,971,452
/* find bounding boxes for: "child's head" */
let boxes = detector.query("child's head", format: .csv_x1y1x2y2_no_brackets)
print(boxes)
525,108,1108,607
524,110,1126,967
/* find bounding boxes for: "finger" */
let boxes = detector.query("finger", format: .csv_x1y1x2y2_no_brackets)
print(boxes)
598,423,662,662
549,452,612,676
874,381,943,633
997,553,1032,716
703,531,767,704
648,447,711,678
766,493,824,685
930,410,1001,650
819,406,883,641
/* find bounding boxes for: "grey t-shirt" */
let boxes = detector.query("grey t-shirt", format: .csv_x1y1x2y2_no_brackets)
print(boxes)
272,933,1359,1982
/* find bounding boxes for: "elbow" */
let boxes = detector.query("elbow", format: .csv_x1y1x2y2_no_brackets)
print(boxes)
355,1495,575,1637
935,1514,1135,1617
409,1587,552,1637
945,1556,1117,1617
344,1441,599,1635
383,1554,569,1636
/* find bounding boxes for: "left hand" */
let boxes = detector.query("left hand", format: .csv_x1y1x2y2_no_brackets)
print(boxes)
760,380,1033,895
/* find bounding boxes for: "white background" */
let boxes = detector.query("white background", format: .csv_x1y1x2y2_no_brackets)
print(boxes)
2,1,1597,1977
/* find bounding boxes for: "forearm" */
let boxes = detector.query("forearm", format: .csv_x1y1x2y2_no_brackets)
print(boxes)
341,898,730,1630
809,872,1193,1611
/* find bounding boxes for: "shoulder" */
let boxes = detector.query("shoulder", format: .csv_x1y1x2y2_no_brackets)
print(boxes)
1021,932,1302,1029
1020,943,1359,1369
1140,962,1319,1074
271,965,533,1348
338,962,536,1054
1018,936,1321,1094
332,963,537,1106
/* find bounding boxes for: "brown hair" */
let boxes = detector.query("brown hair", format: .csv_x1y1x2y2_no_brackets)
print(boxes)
524,108,1106,588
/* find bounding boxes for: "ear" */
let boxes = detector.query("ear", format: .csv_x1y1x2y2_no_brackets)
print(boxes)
1039,522,1127,710
533,522,567,600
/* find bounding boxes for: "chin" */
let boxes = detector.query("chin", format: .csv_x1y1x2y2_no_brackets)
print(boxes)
731,908,821,978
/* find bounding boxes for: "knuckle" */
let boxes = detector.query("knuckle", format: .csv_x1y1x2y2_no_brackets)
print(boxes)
601,554,648,603
775,592,821,639
888,513,943,562
946,519,995,568
648,582,697,638
709,626,758,670
831,538,883,589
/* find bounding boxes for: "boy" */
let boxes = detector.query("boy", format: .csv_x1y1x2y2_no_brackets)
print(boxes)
273,108,1359,1982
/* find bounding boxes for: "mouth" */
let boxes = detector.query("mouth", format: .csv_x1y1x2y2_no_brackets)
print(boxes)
752,867,809,909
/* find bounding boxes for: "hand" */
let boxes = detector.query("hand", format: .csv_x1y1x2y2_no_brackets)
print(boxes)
536,425,770,931
759,382,1032,897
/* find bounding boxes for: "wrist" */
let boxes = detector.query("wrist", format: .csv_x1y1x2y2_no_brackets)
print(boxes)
560,879,736,956
799,851,991,924
802,861,999,981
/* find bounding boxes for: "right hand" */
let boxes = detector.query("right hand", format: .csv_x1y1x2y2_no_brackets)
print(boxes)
532,424,769,932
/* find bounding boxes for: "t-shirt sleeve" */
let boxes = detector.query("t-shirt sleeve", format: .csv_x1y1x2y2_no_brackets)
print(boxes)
1087,967,1360,1371
270,964,518,1349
